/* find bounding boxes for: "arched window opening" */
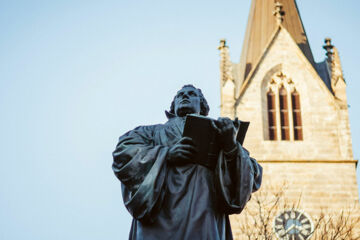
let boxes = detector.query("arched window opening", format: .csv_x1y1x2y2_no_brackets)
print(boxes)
264,71,303,141
279,86,290,140
267,89,277,140
292,90,303,140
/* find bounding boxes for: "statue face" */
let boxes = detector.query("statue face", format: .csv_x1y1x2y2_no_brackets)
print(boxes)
174,86,201,117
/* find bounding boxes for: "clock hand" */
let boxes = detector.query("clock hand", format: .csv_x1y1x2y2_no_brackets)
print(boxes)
295,225,303,231
285,224,295,234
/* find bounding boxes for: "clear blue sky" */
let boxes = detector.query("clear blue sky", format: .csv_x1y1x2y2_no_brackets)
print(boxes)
0,0,359,239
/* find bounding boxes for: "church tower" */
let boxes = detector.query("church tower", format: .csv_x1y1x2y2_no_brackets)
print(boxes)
219,0,358,238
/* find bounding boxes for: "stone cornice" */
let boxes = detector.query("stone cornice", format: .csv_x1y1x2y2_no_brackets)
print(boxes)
257,159,358,163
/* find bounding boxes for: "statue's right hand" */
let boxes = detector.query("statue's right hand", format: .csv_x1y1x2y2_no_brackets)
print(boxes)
167,137,197,166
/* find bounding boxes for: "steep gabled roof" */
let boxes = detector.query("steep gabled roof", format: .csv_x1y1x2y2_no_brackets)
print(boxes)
238,0,315,82
236,27,335,103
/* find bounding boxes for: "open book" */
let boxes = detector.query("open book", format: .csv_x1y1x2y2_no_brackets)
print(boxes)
182,114,249,169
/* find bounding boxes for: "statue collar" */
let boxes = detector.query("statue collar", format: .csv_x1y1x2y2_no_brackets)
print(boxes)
165,110,176,119
164,111,189,122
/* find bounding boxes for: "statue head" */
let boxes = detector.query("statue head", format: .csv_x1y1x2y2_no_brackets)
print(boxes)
169,84,209,117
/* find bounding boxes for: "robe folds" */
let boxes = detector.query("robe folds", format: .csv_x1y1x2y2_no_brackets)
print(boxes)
112,116,262,240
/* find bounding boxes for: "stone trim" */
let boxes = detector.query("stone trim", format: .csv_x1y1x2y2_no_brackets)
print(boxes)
257,159,358,163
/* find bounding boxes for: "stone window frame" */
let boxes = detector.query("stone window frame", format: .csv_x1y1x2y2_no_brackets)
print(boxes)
265,71,303,141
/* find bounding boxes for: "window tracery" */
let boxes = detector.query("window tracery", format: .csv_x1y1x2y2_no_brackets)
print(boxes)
266,72,303,141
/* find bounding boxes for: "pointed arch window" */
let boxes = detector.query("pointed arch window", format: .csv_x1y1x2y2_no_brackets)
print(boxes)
267,89,277,140
279,86,290,140
292,90,303,140
265,72,303,141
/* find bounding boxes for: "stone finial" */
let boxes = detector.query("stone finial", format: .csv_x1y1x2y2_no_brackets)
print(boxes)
332,47,343,79
273,2,285,24
331,46,347,105
323,38,334,62
218,39,227,50
218,38,235,118
218,38,234,84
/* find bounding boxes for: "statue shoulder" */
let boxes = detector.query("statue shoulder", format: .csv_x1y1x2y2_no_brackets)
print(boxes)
120,123,165,139
134,123,165,133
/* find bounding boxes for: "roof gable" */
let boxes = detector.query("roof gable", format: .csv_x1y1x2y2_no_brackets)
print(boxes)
237,0,315,85
236,26,335,106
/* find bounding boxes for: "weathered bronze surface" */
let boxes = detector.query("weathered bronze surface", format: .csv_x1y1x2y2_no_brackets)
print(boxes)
112,85,262,240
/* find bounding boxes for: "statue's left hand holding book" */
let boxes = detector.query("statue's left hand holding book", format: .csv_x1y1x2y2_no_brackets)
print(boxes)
182,114,249,170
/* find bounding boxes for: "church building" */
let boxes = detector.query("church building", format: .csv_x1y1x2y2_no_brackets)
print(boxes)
218,0,358,238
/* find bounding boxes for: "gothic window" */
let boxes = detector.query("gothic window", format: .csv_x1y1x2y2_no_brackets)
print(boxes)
292,90,303,140
265,72,303,141
267,89,277,140
279,86,290,140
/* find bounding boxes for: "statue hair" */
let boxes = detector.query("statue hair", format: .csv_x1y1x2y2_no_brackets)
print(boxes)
169,84,210,116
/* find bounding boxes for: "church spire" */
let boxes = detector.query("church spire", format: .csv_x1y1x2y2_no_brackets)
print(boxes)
238,0,315,82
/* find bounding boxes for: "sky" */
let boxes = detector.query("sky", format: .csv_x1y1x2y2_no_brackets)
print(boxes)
0,0,359,239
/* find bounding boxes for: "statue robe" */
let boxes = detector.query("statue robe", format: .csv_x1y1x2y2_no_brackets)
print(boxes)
112,116,262,240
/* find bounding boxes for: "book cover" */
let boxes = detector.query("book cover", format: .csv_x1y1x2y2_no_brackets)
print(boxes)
182,114,249,169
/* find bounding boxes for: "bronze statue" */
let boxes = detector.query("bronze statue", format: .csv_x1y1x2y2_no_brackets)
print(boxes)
112,85,262,240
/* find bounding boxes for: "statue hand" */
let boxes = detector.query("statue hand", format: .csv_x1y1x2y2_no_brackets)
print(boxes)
212,117,237,152
167,137,197,166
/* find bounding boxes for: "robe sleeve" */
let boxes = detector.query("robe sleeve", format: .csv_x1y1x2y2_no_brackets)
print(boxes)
215,143,262,215
112,125,169,221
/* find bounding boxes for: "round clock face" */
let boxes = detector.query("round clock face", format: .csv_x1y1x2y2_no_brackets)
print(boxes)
273,209,314,240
